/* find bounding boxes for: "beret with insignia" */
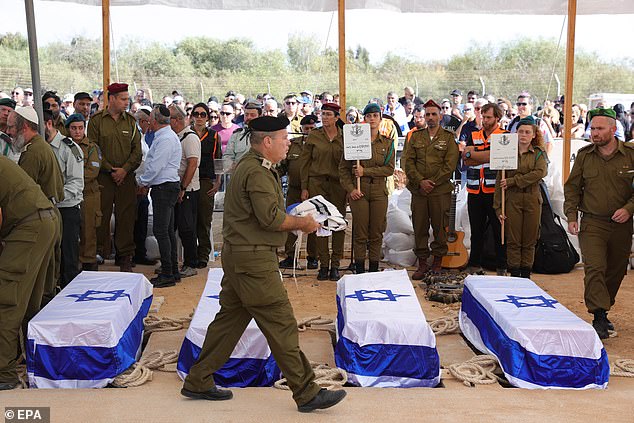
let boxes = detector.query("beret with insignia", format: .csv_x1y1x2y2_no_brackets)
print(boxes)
422,99,442,111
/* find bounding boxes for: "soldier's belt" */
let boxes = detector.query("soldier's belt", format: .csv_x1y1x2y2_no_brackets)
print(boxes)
360,176,386,184
509,185,538,193
225,244,278,252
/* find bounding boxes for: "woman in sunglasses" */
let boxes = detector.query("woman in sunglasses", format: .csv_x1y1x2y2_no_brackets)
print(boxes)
190,102,223,268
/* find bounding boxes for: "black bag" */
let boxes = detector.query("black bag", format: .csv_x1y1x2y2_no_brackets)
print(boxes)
532,183,580,274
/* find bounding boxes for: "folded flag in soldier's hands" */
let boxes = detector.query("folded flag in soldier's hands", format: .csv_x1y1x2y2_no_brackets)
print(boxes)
287,195,347,236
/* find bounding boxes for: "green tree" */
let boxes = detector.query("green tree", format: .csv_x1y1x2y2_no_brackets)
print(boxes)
0,32,27,50
287,33,321,72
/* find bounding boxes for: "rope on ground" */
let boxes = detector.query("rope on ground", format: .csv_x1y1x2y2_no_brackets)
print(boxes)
112,350,179,388
16,364,27,389
274,361,347,391
610,359,634,377
144,313,193,334
428,312,460,335
297,316,335,332
447,355,503,387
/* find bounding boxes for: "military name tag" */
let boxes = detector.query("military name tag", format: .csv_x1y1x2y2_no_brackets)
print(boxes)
343,123,372,161
490,133,518,170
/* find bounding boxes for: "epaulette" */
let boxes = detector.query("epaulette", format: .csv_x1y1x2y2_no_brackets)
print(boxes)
62,137,84,162
577,143,594,153
623,141,634,150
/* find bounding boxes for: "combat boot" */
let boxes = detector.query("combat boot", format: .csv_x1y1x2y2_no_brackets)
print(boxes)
119,255,133,273
329,267,340,281
592,309,610,339
431,256,443,273
306,257,319,269
509,268,521,277
298,388,347,413
369,261,379,272
412,257,429,280
317,268,329,281
520,267,531,279
354,260,365,274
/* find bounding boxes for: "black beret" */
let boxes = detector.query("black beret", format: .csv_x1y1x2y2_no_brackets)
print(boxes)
300,114,318,125
248,116,290,132
74,92,92,102
0,98,16,109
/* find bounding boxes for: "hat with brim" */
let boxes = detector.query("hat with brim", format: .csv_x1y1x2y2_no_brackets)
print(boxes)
15,106,38,125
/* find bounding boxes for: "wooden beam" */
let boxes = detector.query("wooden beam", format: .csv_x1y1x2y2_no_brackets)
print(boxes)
102,0,110,107
562,0,576,183
338,0,346,118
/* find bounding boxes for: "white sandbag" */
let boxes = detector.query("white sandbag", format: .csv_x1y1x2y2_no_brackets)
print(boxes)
384,248,417,267
145,236,160,260
396,188,412,216
383,232,415,251
385,204,414,235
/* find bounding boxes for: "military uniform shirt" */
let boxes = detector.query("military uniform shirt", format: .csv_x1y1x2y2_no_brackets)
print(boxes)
78,136,101,194
87,108,142,173
299,127,343,190
18,134,64,204
222,149,287,247
564,140,634,221
279,137,305,190
339,133,395,193
49,131,84,208
403,126,460,195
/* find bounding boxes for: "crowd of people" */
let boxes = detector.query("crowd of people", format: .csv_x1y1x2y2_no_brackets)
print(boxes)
0,81,632,397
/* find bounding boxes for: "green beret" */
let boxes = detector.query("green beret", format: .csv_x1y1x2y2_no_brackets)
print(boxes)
0,98,16,109
517,115,536,128
588,107,616,121
65,113,86,128
363,103,381,115
248,116,290,132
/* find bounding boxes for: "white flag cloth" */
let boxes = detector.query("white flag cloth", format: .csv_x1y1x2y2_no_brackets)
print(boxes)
27,271,153,389
460,275,609,389
335,270,440,387
177,268,280,386
287,194,347,237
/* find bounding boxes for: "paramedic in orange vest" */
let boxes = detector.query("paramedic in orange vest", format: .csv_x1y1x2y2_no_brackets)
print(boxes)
462,103,507,275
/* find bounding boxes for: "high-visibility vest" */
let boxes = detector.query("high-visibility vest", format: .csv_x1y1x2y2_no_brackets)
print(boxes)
466,127,507,194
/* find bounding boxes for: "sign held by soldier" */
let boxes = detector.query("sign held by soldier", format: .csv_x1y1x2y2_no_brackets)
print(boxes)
343,123,372,161
490,133,518,170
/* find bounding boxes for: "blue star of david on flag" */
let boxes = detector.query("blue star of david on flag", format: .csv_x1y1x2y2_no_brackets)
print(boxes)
496,295,558,309
66,289,132,305
207,294,220,300
345,289,411,302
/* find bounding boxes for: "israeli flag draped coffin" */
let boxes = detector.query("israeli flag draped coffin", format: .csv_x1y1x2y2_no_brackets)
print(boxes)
335,269,441,387
460,275,609,389
177,268,281,386
27,271,153,389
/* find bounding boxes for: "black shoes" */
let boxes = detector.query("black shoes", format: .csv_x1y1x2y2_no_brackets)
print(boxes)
151,274,176,288
329,268,340,281
520,267,531,279
298,388,347,413
0,381,18,390
509,268,521,277
317,268,329,281
279,257,297,269
181,386,233,401
196,260,208,269
306,257,319,269
134,256,158,266
82,262,99,271
593,309,610,339
354,260,365,274
369,261,379,272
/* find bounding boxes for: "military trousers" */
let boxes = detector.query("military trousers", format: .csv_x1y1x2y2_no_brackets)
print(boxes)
503,189,542,269
284,186,316,259
97,172,137,258
578,216,633,313
411,192,451,259
196,178,216,263
0,209,57,384
350,180,388,261
42,207,62,307
308,176,347,269
79,190,101,264
183,245,321,406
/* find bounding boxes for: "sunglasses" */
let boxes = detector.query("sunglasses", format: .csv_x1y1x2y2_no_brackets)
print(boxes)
219,111,233,116
209,114,219,119
516,102,528,106
285,101,297,106
192,111,208,118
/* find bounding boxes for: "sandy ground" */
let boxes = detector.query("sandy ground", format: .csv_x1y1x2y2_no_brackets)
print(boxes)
4,212,634,422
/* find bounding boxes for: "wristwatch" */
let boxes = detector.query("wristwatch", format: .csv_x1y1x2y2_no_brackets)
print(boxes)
465,151,471,159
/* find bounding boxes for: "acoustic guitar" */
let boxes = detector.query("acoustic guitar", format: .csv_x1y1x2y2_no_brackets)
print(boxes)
442,184,468,269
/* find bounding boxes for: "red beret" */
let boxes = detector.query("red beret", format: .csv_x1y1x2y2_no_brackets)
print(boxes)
423,99,442,110
321,102,341,113
107,83,128,94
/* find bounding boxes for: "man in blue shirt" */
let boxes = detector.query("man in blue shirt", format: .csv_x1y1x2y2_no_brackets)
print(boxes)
138,105,182,288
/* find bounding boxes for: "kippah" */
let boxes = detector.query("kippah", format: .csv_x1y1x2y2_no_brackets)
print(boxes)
362,103,381,115
249,116,290,132
15,106,39,125
107,83,128,94
300,114,318,125
0,98,16,109
588,107,616,121
65,113,86,128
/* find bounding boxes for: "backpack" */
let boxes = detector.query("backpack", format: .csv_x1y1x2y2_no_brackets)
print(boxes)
532,182,580,274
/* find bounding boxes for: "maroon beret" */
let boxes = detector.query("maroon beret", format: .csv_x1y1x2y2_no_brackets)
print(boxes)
107,83,128,94
423,99,442,111
321,102,341,113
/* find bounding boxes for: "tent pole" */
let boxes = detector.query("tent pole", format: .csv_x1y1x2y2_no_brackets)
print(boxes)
338,0,346,117
102,0,111,107
24,0,44,136
562,0,576,183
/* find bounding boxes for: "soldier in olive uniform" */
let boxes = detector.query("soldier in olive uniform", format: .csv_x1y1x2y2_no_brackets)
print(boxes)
299,103,347,281
564,108,634,339
404,100,460,279
67,114,102,271
279,114,318,269
88,83,142,272
42,91,68,137
494,116,548,279
182,116,346,413
0,157,58,391
339,103,395,273
8,107,64,305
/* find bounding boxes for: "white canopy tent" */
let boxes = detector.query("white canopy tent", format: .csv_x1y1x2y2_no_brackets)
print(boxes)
24,0,634,181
